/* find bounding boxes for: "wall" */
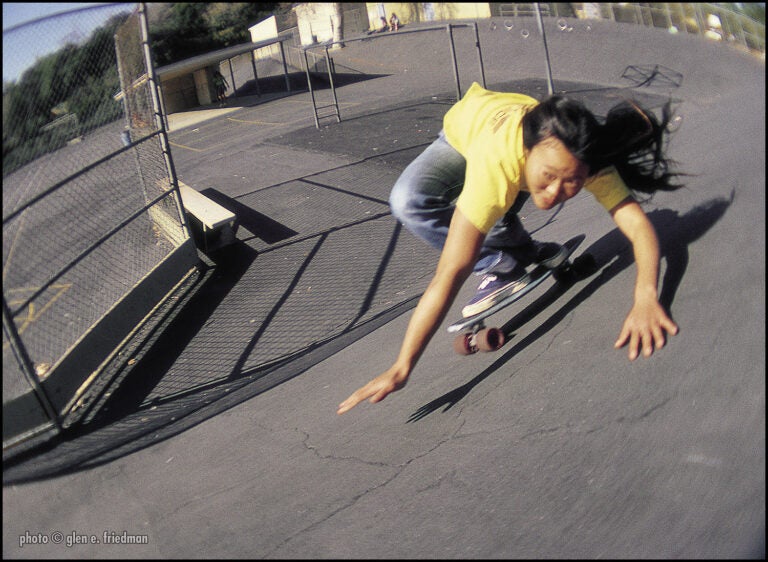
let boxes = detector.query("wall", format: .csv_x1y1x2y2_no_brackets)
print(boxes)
249,15,281,60
160,74,199,114
294,3,339,45
364,2,491,29
293,3,381,45
193,68,214,106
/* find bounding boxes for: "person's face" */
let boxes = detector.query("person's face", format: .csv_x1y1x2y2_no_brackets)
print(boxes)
524,136,589,210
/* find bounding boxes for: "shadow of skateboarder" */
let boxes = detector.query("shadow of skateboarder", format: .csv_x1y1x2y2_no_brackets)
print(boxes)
408,194,733,422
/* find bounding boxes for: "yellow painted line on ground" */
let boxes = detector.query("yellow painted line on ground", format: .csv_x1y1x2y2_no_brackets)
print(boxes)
276,99,316,105
11,301,36,339
168,141,205,152
174,125,234,146
3,283,71,348
226,117,283,126
168,100,358,148
276,99,360,108
227,115,315,127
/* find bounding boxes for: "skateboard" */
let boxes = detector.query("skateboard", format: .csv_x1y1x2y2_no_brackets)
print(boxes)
447,235,596,355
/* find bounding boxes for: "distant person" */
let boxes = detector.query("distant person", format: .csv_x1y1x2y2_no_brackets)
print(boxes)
213,70,228,106
337,83,683,415
389,13,400,32
368,16,388,35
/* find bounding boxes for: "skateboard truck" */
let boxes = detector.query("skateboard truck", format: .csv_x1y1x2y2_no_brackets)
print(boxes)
448,238,596,356
453,325,506,355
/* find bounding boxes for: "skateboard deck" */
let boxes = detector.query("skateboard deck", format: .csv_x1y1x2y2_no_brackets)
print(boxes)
448,235,594,354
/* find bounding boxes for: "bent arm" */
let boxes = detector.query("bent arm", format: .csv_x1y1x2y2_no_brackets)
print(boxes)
337,209,484,414
610,197,679,359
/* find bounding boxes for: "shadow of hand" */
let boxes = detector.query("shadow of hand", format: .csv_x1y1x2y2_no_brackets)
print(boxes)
407,383,474,422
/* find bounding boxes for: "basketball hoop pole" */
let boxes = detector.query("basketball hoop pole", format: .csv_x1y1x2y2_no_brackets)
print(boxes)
534,3,555,96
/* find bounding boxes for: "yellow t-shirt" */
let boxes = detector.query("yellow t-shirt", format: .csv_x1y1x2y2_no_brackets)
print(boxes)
444,82,631,233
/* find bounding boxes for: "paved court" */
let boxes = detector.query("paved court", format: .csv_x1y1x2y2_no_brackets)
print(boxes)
3,18,764,559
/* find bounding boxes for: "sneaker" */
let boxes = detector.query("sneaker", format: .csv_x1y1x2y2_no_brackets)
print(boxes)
534,241,568,269
462,270,529,317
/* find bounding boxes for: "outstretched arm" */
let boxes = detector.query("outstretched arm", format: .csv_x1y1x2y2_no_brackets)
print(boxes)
610,198,679,360
337,209,484,414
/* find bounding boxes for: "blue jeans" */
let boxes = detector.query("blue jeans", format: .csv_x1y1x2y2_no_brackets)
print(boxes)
389,131,536,275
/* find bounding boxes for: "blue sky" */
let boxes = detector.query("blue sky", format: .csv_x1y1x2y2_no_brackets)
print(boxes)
3,3,130,82
2,3,106,30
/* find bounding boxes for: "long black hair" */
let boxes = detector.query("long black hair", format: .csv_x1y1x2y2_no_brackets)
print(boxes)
522,95,682,195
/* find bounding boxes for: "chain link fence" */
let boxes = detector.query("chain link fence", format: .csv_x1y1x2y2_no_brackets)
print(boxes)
3,3,197,456
495,3,764,55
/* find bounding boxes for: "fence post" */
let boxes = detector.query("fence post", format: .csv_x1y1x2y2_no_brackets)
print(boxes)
138,2,186,234
279,40,291,92
325,45,341,122
227,58,236,94
2,299,62,432
446,24,462,100
304,49,320,129
534,2,554,95
473,22,487,89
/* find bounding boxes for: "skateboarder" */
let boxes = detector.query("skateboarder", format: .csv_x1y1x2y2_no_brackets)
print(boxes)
213,70,228,106
338,83,682,414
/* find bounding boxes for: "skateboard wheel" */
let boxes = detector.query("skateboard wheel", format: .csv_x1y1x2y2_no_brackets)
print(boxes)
453,333,477,355
552,265,575,284
476,327,505,352
572,253,597,276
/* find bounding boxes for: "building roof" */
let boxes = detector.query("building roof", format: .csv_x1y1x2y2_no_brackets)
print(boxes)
155,36,289,81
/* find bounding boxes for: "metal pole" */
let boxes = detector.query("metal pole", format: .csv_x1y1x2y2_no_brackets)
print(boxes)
138,2,187,234
446,24,461,100
2,299,63,432
324,46,340,123
279,40,291,92
113,35,132,133
227,58,236,94
157,84,169,131
303,49,320,129
534,2,554,95
472,22,486,89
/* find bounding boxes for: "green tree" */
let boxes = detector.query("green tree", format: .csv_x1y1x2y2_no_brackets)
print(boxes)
729,2,765,24
2,11,128,175
151,3,212,65
149,2,281,65
204,3,270,45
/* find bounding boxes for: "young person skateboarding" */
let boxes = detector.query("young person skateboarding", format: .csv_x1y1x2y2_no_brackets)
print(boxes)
338,83,682,415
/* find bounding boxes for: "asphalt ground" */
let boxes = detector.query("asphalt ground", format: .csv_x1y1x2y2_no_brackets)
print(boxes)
3,18,765,558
